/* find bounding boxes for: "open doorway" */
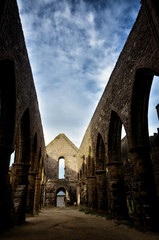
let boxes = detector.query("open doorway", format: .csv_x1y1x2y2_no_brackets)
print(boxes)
56,188,66,207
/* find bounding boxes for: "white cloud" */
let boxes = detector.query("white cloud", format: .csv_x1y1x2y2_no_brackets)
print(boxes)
17,0,141,147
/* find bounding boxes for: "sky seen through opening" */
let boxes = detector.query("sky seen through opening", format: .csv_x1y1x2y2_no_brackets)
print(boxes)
16,0,159,149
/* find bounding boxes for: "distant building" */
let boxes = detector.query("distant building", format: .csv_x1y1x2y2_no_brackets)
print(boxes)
45,134,79,206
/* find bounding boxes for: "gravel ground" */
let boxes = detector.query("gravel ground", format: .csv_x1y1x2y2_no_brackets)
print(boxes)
1,207,159,240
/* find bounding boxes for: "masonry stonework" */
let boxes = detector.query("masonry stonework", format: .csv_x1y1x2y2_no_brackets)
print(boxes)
77,0,159,231
45,134,78,206
1,0,159,233
0,0,46,232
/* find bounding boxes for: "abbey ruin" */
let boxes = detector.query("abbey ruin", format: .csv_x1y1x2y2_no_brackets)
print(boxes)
0,0,159,234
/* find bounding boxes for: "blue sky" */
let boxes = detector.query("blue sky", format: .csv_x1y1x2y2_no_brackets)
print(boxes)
16,0,159,148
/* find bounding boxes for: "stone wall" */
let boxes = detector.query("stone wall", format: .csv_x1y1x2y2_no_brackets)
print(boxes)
77,0,159,230
45,134,78,206
0,0,46,231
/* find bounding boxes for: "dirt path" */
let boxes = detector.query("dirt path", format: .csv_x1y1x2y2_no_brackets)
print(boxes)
1,207,159,240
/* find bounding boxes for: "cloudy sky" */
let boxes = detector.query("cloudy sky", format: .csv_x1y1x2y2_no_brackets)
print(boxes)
16,0,159,148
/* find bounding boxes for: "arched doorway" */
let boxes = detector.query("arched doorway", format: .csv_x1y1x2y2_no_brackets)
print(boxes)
107,110,128,218
96,133,108,212
11,108,30,224
130,68,159,229
26,133,38,215
56,187,66,207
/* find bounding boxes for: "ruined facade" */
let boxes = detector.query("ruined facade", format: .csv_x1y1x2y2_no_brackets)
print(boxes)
77,0,159,231
45,134,78,206
0,0,46,232
1,0,159,233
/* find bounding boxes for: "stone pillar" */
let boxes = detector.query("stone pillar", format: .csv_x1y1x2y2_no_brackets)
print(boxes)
96,170,108,212
12,163,30,191
87,176,97,210
26,171,36,215
132,147,159,230
11,162,30,224
77,185,80,206
33,177,41,214
107,162,128,218
0,146,15,231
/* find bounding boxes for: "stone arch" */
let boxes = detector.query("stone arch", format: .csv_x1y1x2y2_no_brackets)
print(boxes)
108,110,126,163
14,109,30,164
26,133,38,215
12,109,30,189
96,133,106,170
130,67,159,228
0,59,16,230
95,133,108,212
130,68,156,149
31,133,38,171
87,146,95,177
34,148,43,214
87,146,97,209
11,109,31,224
107,110,128,218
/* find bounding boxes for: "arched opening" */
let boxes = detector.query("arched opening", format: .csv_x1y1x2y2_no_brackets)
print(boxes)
12,109,30,190
56,187,66,207
121,125,134,217
14,109,30,165
87,146,97,210
130,69,159,229
31,133,38,171
96,133,108,212
96,133,106,170
34,148,43,214
58,157,65,179
26,133,38,215
11,109,30,225
108,111,128,218
0,59,16,230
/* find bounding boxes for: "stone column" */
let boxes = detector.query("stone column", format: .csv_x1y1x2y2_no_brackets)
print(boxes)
96,170,108,213
132,147,159,230
0,146,15,231
11,162,30,190
76,185,80,206
33,177,41,214
87,176,97,210
107,162,128,218
11,162,30,224
26,171,36,215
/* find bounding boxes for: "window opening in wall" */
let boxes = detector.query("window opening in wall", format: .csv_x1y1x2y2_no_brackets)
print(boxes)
148,76,159,136
121,124,126,139
10,150,15,166
59,157,65,179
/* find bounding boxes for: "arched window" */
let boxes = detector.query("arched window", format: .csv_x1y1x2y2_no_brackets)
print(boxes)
59,157,65,179
108,111,128,217
10,151,15,166
96,133,106,170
